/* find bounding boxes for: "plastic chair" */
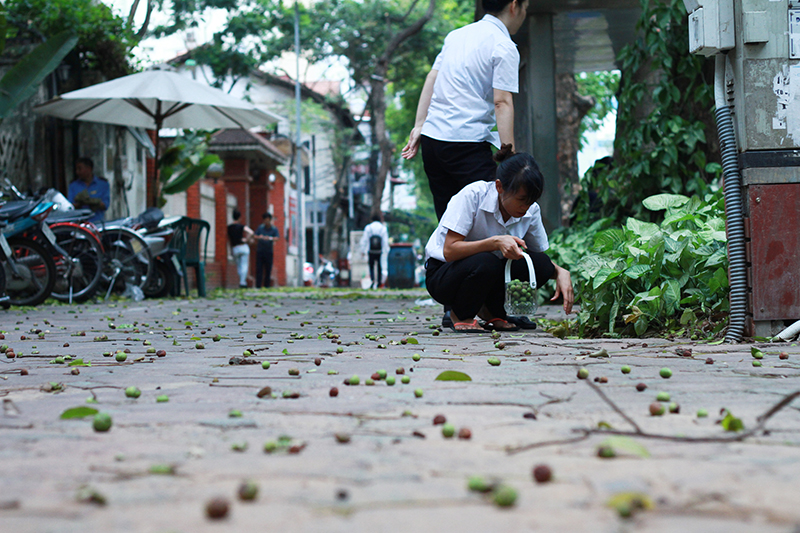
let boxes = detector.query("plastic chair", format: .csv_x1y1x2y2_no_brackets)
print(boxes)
171,217,210,297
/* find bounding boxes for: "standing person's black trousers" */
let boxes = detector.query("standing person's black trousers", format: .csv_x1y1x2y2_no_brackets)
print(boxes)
421,136,498,220
255,253,274,288
426,252,555,322
368,251,382,289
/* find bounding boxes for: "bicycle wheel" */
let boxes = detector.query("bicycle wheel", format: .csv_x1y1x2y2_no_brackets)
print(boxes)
99,227,153,293
50,224,104,303
4,236,57,307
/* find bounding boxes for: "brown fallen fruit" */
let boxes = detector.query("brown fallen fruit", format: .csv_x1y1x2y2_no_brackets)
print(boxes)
636,383,647,392
458,428,472,440
705,357,714,364
71,368,80,375
20,369,28,376
780,352,789,360
205,497,229,519
256,386,272,398
329,387,339,397
371,372,381,381
314,357,322,366
532,464,552,483
432,414,446,425
156,350,166,357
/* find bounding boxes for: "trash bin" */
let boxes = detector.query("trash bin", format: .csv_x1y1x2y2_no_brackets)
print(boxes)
387,243,415,289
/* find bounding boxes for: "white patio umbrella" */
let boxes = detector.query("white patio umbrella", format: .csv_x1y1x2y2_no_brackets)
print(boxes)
34,69,283,202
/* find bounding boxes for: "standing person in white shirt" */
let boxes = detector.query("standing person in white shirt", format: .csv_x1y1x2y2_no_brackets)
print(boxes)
401,0,527,326
424,147,573,332
360,215,390,289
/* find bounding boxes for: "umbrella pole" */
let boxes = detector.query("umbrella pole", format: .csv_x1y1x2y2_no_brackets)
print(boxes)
151,115,162,208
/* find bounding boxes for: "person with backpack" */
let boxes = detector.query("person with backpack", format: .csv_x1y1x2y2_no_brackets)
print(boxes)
360,214,390,289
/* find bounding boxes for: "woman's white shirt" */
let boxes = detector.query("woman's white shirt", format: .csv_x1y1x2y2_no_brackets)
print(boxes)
424,181,549,262
421,14,520,148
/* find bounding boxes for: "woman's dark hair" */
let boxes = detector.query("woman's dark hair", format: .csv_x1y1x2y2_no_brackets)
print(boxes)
482,0,515,15
494,144,544,204
232,208,241,221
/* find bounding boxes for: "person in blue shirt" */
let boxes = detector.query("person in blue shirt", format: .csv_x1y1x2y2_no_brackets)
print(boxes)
67,157,110,224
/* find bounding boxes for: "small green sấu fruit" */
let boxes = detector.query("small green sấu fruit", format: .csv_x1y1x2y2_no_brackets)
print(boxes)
156,395,169,402
492,485,518,507
659,367,672,379
349,375,360,385
441,423,455,438
125,386,141,399
401,376,411,384
261,361,270,369
621,365,631,374
386,376,396,386
697,408,708,418
577,368,589,380
414,388,423,398
115,352,127,362
467,475,491,492
92,412,112,432
649,402,665,416
656,391,670,402
412,353,421,362
487,357,501,366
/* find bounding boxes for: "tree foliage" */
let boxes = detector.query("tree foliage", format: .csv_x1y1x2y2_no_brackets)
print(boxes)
6,0,133,79
572,0,720,225
575,70,619,151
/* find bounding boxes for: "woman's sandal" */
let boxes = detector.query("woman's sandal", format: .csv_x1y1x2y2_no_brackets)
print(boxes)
450,319,486,333
482,318,520,332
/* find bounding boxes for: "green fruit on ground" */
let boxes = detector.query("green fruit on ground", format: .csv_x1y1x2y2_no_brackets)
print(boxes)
288,368,300,376
414,388,423,398
115,352,127,362
156,395,169,402
377,369,387,379
649,402,665,416
488,357,501,366
492,485,518,507
577,368,589,380
229,409,242,418
195,342,205,349
261,361,270,369
597,445,615,458
365,378,375,386
621,365,631,374
668,402,680,413
442,423,455,438
401,376,410,384
264,441,278,453
125,386,141,399
92,412,112,432
412,353,421,362
697,408,708,418
349,375,360,385
146,347,156,353
237,481,259,501
751,347,764,359
386,376,396,386
752,360,762,367
336,347,344,353
656,392,670,402
659,368,672,379
467,475,491,493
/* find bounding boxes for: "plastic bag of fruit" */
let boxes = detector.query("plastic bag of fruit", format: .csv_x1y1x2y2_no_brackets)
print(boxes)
504,253,537,319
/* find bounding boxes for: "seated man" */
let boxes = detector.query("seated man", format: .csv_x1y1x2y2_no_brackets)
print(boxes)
68,157,110,224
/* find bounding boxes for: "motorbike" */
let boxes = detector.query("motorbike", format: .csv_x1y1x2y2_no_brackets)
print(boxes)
0,198,59,307
140,215,183,299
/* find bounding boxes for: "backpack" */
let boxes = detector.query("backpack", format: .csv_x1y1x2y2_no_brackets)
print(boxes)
369,234,382,253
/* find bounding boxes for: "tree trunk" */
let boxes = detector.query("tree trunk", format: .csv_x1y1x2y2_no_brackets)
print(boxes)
555,73,594,226
367,0,436,218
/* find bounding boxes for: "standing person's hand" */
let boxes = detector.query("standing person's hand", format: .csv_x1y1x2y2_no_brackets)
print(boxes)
496,235,525,260
401,127,422,160
551,264,574,314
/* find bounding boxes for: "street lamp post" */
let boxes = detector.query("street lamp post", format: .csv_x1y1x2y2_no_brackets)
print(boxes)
294,0,305,287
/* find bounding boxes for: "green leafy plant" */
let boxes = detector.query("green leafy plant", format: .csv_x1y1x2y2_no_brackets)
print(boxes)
158,130,221,202
573,191,728,338
572,0,721,225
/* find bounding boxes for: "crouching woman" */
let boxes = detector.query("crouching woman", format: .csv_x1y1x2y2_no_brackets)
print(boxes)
424,147,574,332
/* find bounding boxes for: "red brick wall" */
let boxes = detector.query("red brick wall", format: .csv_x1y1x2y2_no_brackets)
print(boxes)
214,179,230,289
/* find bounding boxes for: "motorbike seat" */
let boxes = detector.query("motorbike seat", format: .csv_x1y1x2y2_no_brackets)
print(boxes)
47,208,94,223
0,201,36,221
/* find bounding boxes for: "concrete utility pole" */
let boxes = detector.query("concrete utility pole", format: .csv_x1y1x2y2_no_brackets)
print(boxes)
311,135,319,276
294,0,305,287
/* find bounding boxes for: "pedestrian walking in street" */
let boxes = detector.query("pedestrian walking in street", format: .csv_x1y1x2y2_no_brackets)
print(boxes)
360,214,390,289
227,208,254,289
254,212,280,288
401,0,528,327
424,147,573,332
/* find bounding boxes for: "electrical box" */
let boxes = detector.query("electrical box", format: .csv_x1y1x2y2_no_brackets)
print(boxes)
685,0,735,55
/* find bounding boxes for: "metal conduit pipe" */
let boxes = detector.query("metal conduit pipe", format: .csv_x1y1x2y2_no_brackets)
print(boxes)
714,54,747,343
